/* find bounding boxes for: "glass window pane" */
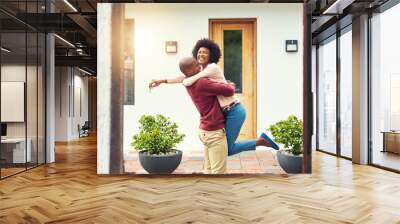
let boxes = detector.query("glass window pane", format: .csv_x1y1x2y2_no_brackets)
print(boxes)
340,29,352,158
0,1,46,179
224,30,242,93
390,75,400,130
318,37,337,154
123,19,134,105
371,4,400,171
27,31,38,168
1,31,27,178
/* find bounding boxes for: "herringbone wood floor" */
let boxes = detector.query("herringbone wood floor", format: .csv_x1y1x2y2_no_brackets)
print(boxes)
1,135,400,223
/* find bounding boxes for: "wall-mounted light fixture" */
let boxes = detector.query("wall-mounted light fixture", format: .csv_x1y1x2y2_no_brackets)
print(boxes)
285,40,298,52
165,41,177,53
1,47,11,53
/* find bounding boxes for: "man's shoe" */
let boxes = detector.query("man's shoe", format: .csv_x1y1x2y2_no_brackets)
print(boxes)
260,133,279,150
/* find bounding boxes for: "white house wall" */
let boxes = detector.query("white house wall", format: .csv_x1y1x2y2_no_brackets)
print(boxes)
122,3,304,154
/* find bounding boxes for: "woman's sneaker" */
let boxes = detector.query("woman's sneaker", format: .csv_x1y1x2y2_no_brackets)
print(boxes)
260,133,279,150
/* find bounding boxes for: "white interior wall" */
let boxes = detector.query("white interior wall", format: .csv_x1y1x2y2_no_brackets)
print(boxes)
122,3,304,154
55,66,68,141
1,65,32,138
55,67,89,141
1,82,25,122
72,72,89,137
1,66,25,127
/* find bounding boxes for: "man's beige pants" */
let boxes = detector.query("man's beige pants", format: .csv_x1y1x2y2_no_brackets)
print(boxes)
198,128,228,174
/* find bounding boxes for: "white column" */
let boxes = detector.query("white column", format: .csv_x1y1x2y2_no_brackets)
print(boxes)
97,3,112,174
46,32,55,163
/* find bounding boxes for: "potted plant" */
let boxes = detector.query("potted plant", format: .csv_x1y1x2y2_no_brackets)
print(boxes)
131,114,185,174
268,115,303,173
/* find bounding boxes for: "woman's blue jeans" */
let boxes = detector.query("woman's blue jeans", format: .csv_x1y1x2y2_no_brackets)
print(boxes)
224,103,256,156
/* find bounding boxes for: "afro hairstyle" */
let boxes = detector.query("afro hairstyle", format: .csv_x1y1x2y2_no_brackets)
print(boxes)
192,38,221,64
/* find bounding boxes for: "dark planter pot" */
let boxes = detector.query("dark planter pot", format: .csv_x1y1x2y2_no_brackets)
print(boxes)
138,150,182,174
277,150,303,173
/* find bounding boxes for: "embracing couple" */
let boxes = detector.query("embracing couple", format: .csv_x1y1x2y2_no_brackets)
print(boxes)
149,38,279,174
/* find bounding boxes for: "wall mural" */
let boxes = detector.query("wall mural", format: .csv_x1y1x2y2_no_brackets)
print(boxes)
97,3,304,175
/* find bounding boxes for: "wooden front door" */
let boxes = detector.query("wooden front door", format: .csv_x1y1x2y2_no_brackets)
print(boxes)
209,19,257,140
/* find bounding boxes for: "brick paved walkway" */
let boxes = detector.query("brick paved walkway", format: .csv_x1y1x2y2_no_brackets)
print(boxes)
124,150,286,175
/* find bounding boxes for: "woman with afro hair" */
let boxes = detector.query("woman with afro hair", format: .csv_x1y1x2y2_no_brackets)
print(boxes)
149,38,279,156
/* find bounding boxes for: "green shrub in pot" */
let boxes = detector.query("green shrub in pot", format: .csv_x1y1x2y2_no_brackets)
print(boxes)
131,114,185,174
268,115,303,173
131,114,185,155
268,115,303,155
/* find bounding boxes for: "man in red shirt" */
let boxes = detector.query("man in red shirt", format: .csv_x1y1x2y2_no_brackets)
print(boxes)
179,57,235,174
